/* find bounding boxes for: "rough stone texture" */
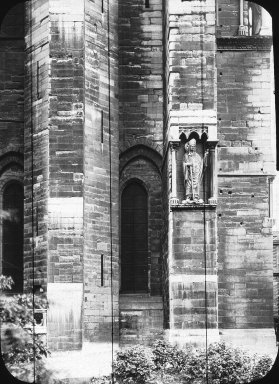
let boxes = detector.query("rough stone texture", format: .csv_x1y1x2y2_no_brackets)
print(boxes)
217,0,248,37
163,0,218,343
24,0,50,291
0,0,277,377
0,2,25,276
217,177,273,328
170,207,217,333
49,0,84,199
83,0,119,343
118,0,164,346
217,34,274,331
0,4,24,156
161,150,171,330
47,283,83,350
46,0,84,350
119,294,163,345
118,0,164,146
120,156,163,297
272,236,279,317
217,49,274,174
165,0,217,139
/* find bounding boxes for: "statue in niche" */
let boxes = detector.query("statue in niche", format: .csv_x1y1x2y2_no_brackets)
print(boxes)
182,138,208,204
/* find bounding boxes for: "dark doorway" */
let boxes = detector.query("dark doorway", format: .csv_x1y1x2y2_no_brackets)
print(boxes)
121,182,148,293
2,182,24,292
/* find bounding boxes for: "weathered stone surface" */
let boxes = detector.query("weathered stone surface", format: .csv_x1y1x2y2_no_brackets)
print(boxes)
0,0,277,374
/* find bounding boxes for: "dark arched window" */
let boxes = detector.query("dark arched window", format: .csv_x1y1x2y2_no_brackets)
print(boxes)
2,182,24,292
121,182,148,292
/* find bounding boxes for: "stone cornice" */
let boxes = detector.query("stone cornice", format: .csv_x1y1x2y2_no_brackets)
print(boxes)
217,36,273,51
170,203,217,211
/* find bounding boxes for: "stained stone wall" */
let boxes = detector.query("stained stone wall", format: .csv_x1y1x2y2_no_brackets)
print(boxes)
217,0,249,37
25,0,120,351
163,0,218,345
118,0,164,146
25,0,50,291
83,0,119,344
216,1,275,351
167,206,218,346
0,0,277,372
0,3,25,278
118,0,164,345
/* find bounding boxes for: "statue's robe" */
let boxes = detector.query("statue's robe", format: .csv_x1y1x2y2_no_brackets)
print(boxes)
183,151,203,200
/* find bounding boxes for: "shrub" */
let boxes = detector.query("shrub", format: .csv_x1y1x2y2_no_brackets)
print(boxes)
250,354,273,381
114,345,156,384
93,340,273,384
182,341,273,384
206,342,252,384
151,340,188,373
0,275,54,383
182,346,207,383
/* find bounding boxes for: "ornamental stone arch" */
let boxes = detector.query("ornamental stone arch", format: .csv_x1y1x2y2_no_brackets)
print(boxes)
0,152,24,177
120,144,162,177
120,150,163,296
120,136,163,157
0,152,24,293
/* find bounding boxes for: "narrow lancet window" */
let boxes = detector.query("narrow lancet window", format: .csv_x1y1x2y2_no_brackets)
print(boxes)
2,182,24,292
121,182,148,292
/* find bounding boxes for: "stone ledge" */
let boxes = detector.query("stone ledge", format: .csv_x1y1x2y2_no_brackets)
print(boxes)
171,203,217,210
217,36,273,51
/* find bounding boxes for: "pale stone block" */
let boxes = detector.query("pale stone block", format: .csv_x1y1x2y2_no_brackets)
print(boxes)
168,0,191,15
165,329,220,349
220,329,277,359
169,274,217,283
46,341,118,379
49,0,84,15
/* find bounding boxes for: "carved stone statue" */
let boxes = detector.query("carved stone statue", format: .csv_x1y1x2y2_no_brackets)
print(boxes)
182,138,208,204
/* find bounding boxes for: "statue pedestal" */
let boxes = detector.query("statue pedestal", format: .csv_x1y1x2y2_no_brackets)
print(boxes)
167,205,218,347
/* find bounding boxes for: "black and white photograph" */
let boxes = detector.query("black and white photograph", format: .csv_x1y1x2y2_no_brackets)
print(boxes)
0,1,279,383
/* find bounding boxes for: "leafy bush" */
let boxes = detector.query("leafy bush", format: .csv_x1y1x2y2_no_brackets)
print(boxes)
182,346,207,383
250,354,273,381
93,340,273,384
181,341,273,384
114,345,156,383
0,275,54,383
152,340,188,373
206,342,252,384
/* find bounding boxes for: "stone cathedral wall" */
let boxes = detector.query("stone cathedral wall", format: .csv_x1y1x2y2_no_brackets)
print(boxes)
25,0,50,292
0,0,278,380
118,0,164,146
118,0,164,345
83,0,119,344
216,1,275,354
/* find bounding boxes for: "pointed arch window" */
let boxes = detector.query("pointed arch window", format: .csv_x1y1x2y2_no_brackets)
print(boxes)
121,182,148,293
2,182,24,292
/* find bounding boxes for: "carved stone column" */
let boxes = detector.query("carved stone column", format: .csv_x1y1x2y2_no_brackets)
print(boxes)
207,140,218,205
169,141,180,205
238,0,248,36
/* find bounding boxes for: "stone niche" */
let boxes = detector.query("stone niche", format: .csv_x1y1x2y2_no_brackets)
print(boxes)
178,131,209,204
174,128,217,206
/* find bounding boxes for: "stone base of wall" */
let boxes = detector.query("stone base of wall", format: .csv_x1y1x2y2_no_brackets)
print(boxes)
47,283,83,351
165,328,220,349
119,294,164,346
220,328,277,359
46,342,119,380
